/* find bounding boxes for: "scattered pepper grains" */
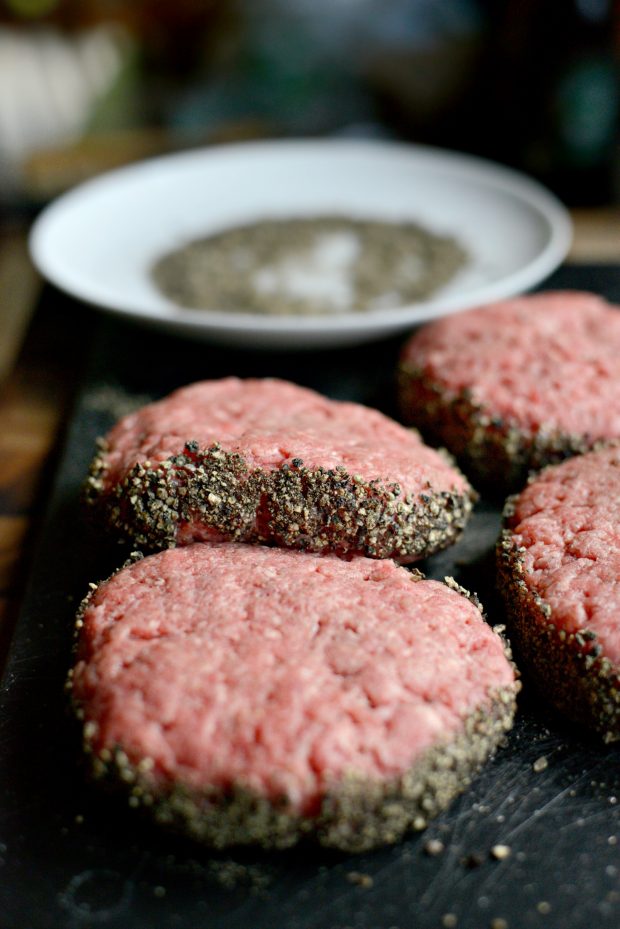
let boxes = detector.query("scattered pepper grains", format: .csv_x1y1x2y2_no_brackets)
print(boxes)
346,871,374,889
424,838,445,856
490,844,511,861
461,852,484,869
532,756,549,773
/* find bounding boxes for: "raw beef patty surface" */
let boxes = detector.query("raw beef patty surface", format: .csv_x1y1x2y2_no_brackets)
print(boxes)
498,445,620,741
71,543,517,851
399,292,620,489
86,377,473,561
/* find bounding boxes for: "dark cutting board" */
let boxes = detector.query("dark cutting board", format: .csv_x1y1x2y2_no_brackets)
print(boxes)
2,265,620,929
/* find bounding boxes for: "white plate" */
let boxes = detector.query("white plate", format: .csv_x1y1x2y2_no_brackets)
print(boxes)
29,139,572,349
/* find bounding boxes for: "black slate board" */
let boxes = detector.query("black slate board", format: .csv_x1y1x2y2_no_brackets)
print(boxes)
2,265,620,929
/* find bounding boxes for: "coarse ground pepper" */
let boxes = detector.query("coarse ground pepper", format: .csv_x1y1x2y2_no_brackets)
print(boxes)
152,216,467,315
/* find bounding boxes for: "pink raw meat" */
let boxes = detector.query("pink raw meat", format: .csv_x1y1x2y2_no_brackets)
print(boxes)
72,543,517,847
87,378,473,561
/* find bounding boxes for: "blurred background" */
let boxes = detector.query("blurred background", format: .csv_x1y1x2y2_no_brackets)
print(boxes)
1,0,619,211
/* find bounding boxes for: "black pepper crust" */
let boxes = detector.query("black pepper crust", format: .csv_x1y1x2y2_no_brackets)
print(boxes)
397,363,592,493
84,438,475,561
71,689,516,854
497,501,620,743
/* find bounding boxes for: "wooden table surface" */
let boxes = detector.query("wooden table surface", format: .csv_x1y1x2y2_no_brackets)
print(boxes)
1,208,619,671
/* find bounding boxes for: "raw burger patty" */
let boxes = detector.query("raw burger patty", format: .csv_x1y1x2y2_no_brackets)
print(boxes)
398,292,620,490
86,377,474,562
498,445,620,741
70,543,518,852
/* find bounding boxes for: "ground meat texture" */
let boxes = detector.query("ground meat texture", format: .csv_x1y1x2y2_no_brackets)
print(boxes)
398,292,620,491
85,378,474,562
71,544,518,852
497,445,620,742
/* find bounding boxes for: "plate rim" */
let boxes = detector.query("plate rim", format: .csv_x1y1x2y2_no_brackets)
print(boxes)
29,138,573,338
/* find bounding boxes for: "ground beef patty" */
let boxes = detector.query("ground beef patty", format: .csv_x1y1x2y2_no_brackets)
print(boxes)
398,292,620,491
85,377,474,562
498,445,620,742
70,543,517,852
